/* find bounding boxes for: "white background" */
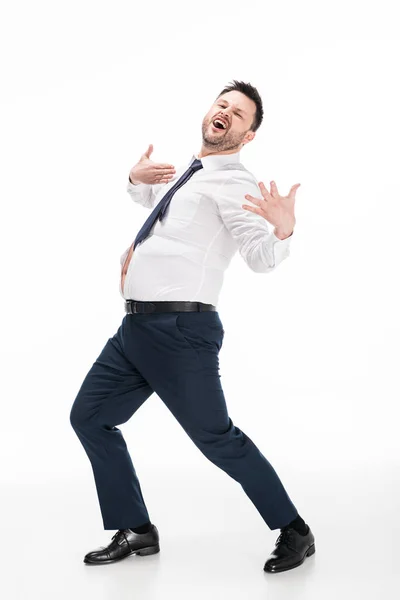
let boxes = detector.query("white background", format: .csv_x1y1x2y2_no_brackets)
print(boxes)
1,1,399,598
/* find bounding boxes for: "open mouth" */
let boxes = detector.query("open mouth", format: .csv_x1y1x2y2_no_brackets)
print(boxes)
211,117,228,131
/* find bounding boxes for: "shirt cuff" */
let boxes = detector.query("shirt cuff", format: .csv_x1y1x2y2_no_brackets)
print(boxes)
271,230,294,244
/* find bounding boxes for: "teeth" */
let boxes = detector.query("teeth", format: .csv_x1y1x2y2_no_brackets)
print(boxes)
213,119,227,129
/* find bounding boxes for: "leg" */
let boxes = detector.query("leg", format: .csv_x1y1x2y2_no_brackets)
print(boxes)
135,310,299,531
70,318,154,530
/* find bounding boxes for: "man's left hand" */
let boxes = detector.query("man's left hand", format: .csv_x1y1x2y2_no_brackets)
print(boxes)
243,180,300,239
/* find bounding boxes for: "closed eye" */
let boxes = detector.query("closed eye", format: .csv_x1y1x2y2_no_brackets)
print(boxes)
217,103,243,118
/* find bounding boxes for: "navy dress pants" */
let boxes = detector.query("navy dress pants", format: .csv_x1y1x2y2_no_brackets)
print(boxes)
70,309,299,531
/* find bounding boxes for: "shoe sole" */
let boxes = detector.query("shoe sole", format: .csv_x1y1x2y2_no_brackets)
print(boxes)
84,543,160,565
263,543,315,573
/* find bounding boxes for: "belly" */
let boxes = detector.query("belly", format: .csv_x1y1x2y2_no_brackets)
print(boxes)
121,242,135,295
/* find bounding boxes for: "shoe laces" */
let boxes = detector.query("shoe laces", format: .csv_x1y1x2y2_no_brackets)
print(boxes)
111,529,127,542
276,526,294,546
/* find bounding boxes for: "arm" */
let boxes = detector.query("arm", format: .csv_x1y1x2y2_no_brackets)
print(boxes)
126,175,169,209
215,175,293,273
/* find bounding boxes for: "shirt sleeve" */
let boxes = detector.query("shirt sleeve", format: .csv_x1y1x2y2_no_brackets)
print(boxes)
126,178,168,209
215,174,293,273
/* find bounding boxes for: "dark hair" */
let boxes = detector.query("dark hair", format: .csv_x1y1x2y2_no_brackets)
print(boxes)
215,80,263,132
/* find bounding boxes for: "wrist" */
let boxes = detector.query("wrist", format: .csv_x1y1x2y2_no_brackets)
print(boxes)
274,227,294,240
129,173,141,185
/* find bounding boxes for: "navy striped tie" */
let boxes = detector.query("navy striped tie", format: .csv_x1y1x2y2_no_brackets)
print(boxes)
133,158,203,249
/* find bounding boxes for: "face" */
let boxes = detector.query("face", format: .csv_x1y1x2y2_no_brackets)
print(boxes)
201,90,257,153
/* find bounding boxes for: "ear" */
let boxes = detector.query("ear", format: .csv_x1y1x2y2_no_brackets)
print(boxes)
242,131,256,146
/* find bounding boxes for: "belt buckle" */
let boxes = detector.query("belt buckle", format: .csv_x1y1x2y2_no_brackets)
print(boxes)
132,301,144,314
125,300,138,314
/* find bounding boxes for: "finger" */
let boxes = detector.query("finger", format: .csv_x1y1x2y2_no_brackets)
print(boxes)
270,180,279,197
155,163,176,170
144,144,153,158
243,194,262,207
242,204,263,216
156,174,174,183
258,181,271,200
153,167,176,175
288,183,301,199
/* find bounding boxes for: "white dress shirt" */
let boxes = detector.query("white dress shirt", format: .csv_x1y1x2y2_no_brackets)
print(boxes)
119,150,293,306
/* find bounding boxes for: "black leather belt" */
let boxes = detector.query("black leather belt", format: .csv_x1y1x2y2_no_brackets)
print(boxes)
124,300,217,314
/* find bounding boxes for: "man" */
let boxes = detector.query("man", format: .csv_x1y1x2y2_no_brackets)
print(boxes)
70,80,315,574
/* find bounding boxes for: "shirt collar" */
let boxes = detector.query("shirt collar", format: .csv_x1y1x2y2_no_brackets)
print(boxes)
189,150,241,171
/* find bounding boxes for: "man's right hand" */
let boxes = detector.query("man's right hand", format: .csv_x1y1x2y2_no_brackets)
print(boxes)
129,144,176,185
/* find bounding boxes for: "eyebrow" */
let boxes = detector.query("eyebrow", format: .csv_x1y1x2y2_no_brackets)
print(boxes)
218,101,247,116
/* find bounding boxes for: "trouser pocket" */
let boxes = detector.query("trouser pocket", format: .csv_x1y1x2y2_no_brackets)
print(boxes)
175,311,225,353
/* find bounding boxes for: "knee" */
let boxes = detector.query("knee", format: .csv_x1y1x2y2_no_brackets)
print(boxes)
188,419,248,457
69,402,80,430
69,395,91,431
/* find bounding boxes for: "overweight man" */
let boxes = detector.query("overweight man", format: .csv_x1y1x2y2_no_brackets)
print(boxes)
70,79,315,574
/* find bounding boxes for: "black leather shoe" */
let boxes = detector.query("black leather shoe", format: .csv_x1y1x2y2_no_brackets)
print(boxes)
84,525,160,565
263,525,315,573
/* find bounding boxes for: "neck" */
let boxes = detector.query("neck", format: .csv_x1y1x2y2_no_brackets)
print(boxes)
197,145,242,159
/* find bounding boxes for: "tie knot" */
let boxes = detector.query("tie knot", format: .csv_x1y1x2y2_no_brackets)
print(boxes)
190,158,203,173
